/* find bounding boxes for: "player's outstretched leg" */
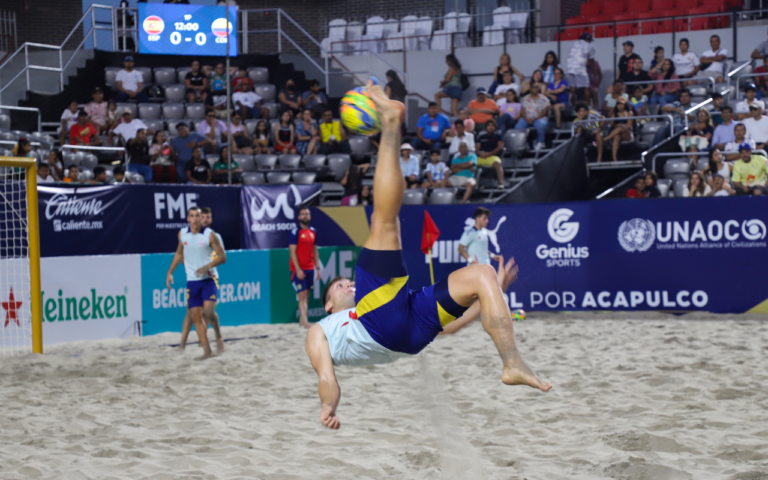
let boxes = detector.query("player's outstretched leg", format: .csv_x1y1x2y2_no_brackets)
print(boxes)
204,303,224,354
447,264,551,391
364,79,406,251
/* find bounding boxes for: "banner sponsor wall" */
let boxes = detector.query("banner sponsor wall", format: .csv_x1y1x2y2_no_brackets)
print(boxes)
240,184,322,249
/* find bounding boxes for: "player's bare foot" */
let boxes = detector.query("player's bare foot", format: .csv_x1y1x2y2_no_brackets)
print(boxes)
299,320,311,329
198,349,215,360
216,338,225,354
366,80,405,126
177,345,185,353
502,362,552,392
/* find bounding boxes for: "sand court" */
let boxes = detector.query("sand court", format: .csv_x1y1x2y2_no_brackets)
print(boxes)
0,314,766,479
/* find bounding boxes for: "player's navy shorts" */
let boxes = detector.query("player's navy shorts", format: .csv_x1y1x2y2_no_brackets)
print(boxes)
291,269,315,293
187,277,219,308
354,248,469,355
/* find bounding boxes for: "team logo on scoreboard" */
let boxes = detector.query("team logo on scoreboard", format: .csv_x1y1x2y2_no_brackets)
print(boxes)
211,18,233,37
143,15,165,35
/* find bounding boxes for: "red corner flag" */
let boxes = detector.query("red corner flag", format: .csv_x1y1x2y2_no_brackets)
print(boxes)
421,211,441,254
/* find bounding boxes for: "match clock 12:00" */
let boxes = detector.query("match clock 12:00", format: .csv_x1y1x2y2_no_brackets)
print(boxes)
138,4,238,57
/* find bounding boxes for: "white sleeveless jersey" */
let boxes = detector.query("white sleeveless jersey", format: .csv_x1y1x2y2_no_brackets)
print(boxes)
180,227,214,282
319,308,410,367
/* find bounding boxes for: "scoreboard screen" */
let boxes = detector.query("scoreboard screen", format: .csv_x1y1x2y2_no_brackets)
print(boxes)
138,4,238,57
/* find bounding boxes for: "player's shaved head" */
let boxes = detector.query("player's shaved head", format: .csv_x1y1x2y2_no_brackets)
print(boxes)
187,207,201,216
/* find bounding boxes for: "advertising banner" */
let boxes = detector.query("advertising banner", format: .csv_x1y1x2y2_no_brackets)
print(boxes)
140,250,271,335
240,184,322,250
269,246,361,324
138,3,238,57
391,197,768,314
38,185,241,257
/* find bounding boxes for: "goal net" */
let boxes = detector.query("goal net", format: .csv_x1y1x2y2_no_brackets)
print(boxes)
0,157,42,356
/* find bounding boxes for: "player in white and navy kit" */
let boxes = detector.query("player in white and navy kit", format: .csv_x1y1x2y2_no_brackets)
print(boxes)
179,207,226,353
458,207,501,265
166,207,226,359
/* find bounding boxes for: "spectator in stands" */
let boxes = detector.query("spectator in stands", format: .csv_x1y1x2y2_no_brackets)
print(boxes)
37,163,55,183
732,143,767,195
659,88,696,136
617,41,642,85
449,142,477,204
414,102,450,151
273,110,297,154
125,128,152,182
422,150,450,189
712,106,736,151
278,79,302,118
171,123,210,182
385,70,407,104
520,69,547,98
435,54,464,117
233,81,268,120
497,90,522,135
185,60,208,104
574,102,605,163
446,108,475,143
626,176,647,198
742,103,768,149
63,165,80,183
12,138,32,158
198,111,227,154
751,27,768,59
448,119,476,157
149,130,175,183
588,58,602,111
489,53,525,95
645,171,662,198
252,120,271,154
724,123,755,160
296,109,319,155
319,109,350,154
204,84,230,120
602,79,628,116
699,35,728,84
493,71,520,103
231,66,253,92
213,146,243,184
736,85,765,120
545,67,569,129
540,51,560,84
630,85,648,118
467,88,499,131
604,97,634,162
109,108,149,145
85,87,108,134
516,82,551,152
45,150,64,180
340,164,369,205
566,32,595,106
113,165,130,184
624,57,653,97
672,38,701,85
683,171,712,197
650,46,665,72
105,100,120,135
703,149,732,187
93,166,108,184
185,147,212,185
680,109,713,160
476,119,505,189
752,56,768,100
399,143,420,189
359,184,373,205
115,56,148,102
301,80,329,118
228,112,253,155
60,101,79,143
69,111,102,147
649,59,680,107
708,174,735,196
208,63,227,92
707,93,725,125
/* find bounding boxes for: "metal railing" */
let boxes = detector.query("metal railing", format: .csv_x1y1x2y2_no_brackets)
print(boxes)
572,114,677,135
595,168,646,199
0,10,17,61
114,7,138,53
0,105,42,133
733,72,768,101
651,149,768,173
624,76,716,96
0,4,116,103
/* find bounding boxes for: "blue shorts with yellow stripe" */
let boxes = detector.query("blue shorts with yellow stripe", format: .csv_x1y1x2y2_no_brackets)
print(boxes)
354,248,469,355
187,277,219,308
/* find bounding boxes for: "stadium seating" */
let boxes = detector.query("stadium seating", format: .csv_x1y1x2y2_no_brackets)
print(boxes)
116,102,137,118
266,171,291,184
428,188,457,204
165,85,186,103
138,103,161,120
278,154,302,170
186,103,206,120
302,154,327,171
327,154,352,181
247,67,269,84
256,154,278,170
293,171,317,184
162,103,185,120
153,67,176,86
242,172,266,185
402,189,425,205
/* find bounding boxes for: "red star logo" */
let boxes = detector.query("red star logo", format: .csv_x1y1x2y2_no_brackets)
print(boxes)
349,311,358,320
184,241,188,245
2,288,22,327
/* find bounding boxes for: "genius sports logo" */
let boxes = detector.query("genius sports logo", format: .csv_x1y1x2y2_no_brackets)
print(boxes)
536,208,589,267
618,218,767,252
143,15,165,35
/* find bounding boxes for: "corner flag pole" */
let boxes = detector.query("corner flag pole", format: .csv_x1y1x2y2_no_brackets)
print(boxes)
427,233,435,285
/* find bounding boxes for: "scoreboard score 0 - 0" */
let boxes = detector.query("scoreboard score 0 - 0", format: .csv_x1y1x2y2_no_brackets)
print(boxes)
138,4,237,57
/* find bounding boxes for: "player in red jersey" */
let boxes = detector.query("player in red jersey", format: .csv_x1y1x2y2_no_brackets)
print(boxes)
289,207,322,328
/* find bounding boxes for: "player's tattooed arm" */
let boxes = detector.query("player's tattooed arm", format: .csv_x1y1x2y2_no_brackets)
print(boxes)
166,232,184,289
306,324,341,430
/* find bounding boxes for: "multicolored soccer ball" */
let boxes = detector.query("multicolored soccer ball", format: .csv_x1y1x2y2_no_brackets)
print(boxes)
513,309,526,321
340,87,380,136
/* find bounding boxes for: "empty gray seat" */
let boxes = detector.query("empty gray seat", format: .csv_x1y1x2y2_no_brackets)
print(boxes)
116,102,137,118
348,135,372,161
177,67,192,84
0,114,10,130
278,154,301,170
154,67,176,86
105,67,121,90
302,154,327,170
165,84,186,103
186,103,206,120
135,67,153,85
403,189,425,205
63,153,78,167
639,121,667,145
248,67,269,84
695,158,708,171
292,171,317,184
327,154,351,181
162,103,185,119
256,154,277,170
234,154,255,172
78,167,94,181
688,85,707,97
144,119,165,133
138,103,161,120
262,102,278,119
266,171,291,184
504,130,528,156
673,178,688,197
243,172,266,185
664,158,691,181
657,178,672,197
80,154,98,170
206,154,220,170
255,84,276,102
428,188,457,204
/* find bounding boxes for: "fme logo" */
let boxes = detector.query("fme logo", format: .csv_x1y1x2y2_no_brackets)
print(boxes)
536,209,589,268
153,192,199,219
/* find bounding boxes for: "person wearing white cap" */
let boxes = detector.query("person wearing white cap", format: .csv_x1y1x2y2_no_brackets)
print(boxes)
109,108,150,145
399,143,420,188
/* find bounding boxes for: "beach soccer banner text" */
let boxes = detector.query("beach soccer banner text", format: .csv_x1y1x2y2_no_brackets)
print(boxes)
240,184,322,250
389,196,768,314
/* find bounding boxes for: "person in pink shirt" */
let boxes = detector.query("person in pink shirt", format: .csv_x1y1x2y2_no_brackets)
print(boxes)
650,59,681,107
